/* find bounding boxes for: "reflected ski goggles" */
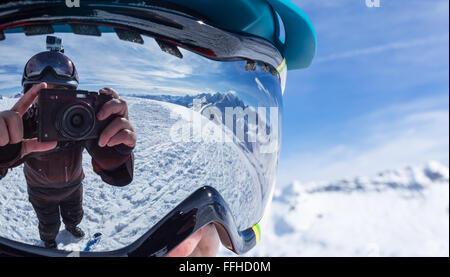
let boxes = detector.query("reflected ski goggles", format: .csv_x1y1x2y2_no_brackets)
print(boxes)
0,3,287,257
25,51,76,79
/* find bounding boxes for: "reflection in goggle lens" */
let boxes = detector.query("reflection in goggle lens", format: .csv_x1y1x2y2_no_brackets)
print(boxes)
0,32,283,254
25,51,75,78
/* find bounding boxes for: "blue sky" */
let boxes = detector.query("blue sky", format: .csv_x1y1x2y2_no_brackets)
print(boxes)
276,0,449,184
0,1,448,185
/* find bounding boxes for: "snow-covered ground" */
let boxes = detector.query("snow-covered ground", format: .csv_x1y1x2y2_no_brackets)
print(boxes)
219,161,449,257
0,96,449,256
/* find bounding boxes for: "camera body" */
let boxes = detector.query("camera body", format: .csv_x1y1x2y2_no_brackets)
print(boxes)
37,89,113,142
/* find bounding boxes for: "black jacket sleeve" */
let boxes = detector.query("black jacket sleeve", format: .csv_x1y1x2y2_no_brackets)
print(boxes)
0,143,25,179
84,140,134,187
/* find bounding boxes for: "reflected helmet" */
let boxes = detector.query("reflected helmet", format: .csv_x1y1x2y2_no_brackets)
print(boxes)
22,51,79,92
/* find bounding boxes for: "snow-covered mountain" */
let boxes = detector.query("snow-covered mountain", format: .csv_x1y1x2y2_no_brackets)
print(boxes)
126,91,247,112
219,161,449,257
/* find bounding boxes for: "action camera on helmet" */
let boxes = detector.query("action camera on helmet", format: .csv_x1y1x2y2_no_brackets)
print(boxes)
36,89,113,142
46,35,64,52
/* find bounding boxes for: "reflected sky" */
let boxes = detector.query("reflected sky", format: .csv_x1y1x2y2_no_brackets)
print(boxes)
0,32,279,106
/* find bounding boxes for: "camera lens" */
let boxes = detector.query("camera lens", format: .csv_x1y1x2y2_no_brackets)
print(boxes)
71,114,83,127
46,36,56,44
60,103,95,140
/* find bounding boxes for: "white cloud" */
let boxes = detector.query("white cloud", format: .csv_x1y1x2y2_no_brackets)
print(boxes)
316,34,449,63
277,95,449,184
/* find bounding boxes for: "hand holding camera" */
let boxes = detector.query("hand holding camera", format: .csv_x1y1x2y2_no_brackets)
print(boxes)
37,87,115,142
0,83,136,158
96,87,136,148
38,86,136,148
0,83,57,157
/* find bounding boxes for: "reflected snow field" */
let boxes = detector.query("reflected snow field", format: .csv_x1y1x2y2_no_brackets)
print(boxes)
0,97,264,251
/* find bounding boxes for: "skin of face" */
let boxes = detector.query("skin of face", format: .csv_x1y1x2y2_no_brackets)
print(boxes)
167,224,221,257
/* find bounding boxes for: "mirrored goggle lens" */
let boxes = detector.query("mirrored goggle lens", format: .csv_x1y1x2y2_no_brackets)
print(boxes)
25,51,74,78
1,30,283,255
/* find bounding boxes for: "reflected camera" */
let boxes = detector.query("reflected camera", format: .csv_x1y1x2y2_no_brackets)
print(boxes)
37,89,113,142
46,35,64,52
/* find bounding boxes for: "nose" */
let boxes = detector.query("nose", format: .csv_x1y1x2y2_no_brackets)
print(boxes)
166,224,220,257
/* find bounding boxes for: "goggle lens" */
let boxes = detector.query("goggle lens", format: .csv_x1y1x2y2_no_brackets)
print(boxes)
25,51,74,78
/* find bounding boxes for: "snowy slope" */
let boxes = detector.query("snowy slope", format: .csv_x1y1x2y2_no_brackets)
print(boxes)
219,161,449,257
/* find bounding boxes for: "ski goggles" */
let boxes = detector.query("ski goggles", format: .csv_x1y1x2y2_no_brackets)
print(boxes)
0,3,287,257
22,51,79,89
25,51,75,79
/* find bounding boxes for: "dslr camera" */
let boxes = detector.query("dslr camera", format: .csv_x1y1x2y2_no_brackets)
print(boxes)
36,89,113,142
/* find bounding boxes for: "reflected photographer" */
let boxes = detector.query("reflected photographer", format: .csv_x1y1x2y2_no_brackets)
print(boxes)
0,37,136,249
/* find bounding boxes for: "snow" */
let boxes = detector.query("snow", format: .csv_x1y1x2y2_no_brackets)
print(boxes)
1,97,449,256
219,161,449,257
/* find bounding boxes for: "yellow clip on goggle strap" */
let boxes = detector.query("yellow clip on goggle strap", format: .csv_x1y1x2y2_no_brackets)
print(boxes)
277,58,287,95
277,58,287,74
251,223,261,244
